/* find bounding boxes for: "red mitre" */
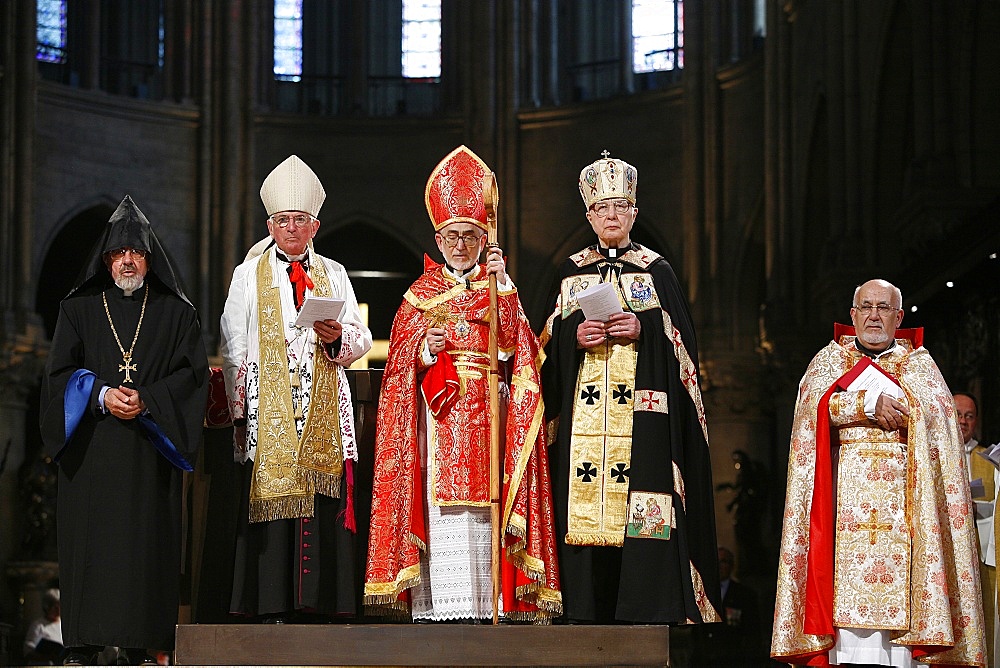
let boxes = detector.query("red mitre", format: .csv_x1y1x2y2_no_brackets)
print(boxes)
834,323,924,349
425,145,490,232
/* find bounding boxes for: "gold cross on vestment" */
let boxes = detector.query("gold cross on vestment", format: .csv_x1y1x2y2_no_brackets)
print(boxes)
856,508,892,545
511,365,539,403
858,448,894,477
119,354,137,383
425,304,451,329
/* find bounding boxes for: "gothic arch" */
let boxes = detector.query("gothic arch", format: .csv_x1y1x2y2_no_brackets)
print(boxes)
313,214,424,342
35,199,118,338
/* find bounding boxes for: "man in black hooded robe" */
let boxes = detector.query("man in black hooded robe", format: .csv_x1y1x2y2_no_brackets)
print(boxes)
39,196,209,664
539,153,721,624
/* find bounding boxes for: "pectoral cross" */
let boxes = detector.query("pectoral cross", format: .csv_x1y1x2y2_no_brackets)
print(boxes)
119,353,137,383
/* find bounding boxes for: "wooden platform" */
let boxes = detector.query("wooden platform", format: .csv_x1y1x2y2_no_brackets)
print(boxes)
175,623,669,666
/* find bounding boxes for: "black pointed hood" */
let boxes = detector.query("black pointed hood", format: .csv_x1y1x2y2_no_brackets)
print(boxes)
67,195,193,305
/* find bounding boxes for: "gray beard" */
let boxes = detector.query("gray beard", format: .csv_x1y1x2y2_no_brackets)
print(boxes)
116,275,144,296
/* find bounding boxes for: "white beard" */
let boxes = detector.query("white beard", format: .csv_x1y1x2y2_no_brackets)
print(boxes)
116,275,144,296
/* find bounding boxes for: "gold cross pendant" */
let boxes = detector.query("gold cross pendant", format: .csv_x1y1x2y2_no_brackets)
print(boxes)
119,354,137,383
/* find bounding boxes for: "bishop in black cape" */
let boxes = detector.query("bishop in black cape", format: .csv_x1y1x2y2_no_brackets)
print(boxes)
39,196,209,652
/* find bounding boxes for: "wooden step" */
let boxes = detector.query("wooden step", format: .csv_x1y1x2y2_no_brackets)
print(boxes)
175,623,669,666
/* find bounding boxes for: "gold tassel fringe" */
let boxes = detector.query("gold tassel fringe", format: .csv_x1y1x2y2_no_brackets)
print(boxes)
249,494,314,524
304,469,342,498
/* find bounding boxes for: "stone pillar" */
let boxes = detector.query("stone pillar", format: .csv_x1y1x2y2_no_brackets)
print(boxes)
0,354,47,624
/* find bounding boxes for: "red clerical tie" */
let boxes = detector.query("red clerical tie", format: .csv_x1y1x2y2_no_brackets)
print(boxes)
288,260,314,310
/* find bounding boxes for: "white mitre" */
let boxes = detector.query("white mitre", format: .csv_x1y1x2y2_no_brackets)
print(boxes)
260,154,326,217
578,151,638,209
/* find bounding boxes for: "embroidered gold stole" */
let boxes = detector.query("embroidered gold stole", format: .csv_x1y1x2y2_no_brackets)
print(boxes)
564,270,660,546
250,249,343,523
567,341,638,545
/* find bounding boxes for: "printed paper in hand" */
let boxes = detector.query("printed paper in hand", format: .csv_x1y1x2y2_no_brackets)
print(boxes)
845,363,904,400
294,296,346,328
976,442,1000,469
576,282,624,322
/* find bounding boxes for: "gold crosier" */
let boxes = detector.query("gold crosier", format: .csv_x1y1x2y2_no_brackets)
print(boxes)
102,286,149,384
250,248,343,523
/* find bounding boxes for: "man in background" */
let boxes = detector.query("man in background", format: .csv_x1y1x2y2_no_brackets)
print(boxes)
956,391,996,667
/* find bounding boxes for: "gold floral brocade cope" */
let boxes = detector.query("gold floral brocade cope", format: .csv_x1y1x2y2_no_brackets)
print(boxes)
770,337,986,666
250,248,343,523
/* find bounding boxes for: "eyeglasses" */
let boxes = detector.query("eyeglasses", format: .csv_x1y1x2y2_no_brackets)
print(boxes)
270,214,314,228
440,232,483,248
107,247,149,260
591,200,632,218
853,303,899,316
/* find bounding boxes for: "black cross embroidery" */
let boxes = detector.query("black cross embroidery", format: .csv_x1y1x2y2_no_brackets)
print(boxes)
610,463,630,483
613,384,632,404
580,385,600,405
576,462,598,482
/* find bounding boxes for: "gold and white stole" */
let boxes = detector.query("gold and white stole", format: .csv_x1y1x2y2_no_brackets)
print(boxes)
250,248,343,523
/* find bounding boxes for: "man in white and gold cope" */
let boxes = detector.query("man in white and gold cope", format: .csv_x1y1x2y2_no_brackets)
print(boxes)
220,154,372,621
771,279,986,667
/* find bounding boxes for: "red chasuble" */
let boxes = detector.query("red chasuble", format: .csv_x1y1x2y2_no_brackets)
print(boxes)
364,256,562,621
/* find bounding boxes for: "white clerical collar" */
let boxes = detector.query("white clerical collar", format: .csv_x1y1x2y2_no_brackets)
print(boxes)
443,264,478,281
965,438,979,455
598,242,631,259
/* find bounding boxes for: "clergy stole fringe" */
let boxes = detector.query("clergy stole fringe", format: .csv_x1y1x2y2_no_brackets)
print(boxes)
250,248,343,523
250,494,314,524
566,341,638,545
362,600,411,620
505,610,553,625
302,468,342,499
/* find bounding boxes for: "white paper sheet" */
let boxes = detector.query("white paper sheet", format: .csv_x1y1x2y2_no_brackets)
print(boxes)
576,282,623,322
845,363,904,400
293,296,346,328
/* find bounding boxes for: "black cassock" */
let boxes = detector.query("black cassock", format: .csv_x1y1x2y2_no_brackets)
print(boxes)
39,281,208,651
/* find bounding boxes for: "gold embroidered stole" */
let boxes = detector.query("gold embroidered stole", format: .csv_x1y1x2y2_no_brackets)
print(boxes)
971,444,996,501
251,249,343,523
566,338,638,546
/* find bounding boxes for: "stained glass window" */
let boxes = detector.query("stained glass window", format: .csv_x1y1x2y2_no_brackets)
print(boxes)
36,0,67,64
158,10,165,68
274,0,303,81
632,0,683,73
402,0,441,79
